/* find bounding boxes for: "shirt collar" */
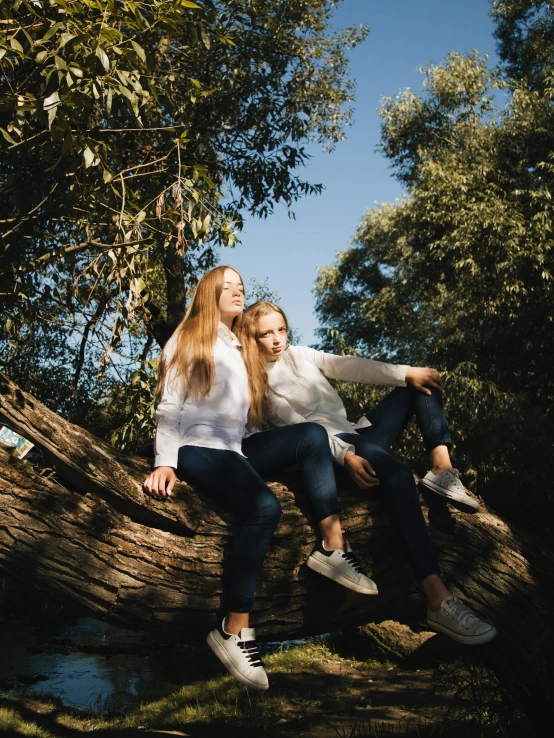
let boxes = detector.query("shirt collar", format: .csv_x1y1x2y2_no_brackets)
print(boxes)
218,323,242,347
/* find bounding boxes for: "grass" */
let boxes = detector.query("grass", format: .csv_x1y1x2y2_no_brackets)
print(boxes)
0,640,534,738
0,641,340,737
0,704,56,737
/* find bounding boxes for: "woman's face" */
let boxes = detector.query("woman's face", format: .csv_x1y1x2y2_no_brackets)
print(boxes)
218,268,244,322
256,311,287,360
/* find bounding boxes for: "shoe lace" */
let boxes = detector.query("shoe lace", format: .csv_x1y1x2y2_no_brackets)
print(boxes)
445,599,481,630
445,469,480,500
238,639,264,668
342,551,363,574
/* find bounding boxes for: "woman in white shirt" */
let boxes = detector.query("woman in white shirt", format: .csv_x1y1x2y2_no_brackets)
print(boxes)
143,267,375,692
239,300,497,646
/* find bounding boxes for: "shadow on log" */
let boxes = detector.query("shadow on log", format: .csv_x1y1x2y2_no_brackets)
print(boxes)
0,371,553,728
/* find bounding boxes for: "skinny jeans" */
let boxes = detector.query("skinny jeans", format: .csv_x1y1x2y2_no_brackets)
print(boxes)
336,385,451,580
176,423,339,613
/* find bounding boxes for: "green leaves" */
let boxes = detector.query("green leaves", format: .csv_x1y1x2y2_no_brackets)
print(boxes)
0,128,17,145
130,40,146,64
10,36,23,54
1,0,367,452
95,46,110,72
315,45,554,528
43,90,60,128
41,22,64,44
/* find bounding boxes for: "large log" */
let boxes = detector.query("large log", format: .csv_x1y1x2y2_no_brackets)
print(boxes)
0,371,553,726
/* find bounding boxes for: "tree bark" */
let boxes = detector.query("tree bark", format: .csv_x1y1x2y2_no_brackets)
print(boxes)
0,371,552,725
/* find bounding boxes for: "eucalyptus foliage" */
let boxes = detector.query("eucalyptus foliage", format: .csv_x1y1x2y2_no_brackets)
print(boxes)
0,0,366,441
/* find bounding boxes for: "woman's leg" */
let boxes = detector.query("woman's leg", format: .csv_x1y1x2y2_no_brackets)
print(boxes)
243,424,377,593
337,432,441,581
337,432,495,643
177,445,281,622
177,445,279,689
362,386,479,511
243,423,340,535
362,384,451,456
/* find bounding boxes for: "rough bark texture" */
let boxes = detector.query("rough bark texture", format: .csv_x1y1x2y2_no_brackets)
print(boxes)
0,371,553,726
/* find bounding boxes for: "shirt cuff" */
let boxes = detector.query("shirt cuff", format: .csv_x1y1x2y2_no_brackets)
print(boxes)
154,454,178,470
398,365,409,386
336,443,356,466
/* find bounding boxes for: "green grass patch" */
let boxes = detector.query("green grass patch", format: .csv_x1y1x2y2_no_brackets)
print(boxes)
0,705,55,737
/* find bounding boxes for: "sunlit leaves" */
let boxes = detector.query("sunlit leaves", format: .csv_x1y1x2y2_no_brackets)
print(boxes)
1,0,366,453
315,48,554,524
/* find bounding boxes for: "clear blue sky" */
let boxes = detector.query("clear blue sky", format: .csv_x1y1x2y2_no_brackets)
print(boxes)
217,0,499,344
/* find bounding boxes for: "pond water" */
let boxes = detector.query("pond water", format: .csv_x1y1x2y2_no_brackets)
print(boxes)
0,613,224,713
0,612,309,714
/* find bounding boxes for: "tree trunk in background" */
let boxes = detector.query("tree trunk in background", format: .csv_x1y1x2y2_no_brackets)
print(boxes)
0,372,552,726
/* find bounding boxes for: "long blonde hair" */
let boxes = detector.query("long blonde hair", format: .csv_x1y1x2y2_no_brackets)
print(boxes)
239,301,289,428
156,265,242,399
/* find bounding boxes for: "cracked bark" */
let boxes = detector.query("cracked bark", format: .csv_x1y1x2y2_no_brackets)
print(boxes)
0,371,553,726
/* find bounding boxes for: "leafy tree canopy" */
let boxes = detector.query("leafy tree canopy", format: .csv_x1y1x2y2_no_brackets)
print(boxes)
0,0,366,437
314,46,554,524
492,0,554,87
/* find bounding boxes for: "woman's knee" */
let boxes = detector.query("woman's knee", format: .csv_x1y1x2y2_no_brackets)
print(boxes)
251,492,282,527
299,422,329,448
381,460,417,498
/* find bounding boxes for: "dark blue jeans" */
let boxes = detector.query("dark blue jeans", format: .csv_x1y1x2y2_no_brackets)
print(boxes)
336,385,450,580
176,423,339,613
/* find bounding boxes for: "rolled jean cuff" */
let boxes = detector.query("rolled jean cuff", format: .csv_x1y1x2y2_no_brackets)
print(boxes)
227,595,254,613
312,501,341,523
424,436,452,454
417,563,441,581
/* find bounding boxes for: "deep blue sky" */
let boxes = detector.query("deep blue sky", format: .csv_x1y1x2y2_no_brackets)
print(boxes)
217,0,499,344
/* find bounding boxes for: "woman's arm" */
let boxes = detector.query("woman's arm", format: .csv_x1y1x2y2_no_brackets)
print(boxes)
292,346,409,387
405,366,443,394
143,466,176,499
144,340,185,499
152,338,187,470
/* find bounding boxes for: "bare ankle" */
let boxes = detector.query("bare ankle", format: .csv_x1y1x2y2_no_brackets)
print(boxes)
323,537,344,551
431,465,452,475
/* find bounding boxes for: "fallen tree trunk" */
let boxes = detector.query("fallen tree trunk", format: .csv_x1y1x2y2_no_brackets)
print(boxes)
0,371,553,726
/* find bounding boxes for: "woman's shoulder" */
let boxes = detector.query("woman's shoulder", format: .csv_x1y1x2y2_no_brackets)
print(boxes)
286,345,318,364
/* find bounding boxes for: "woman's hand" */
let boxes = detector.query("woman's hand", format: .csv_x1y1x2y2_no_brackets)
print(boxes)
405,366,444,395
143,466,176,500
344,454,380,490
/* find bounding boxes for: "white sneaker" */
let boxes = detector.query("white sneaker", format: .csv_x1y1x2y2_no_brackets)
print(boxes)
427,595,497,645
420,468,481,513
207,619,268,691
307,541,378,595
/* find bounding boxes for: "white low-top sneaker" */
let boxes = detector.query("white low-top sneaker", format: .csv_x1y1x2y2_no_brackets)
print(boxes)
207,619,268,691
427,595,497,645
307,541,378,595
420,468,481,513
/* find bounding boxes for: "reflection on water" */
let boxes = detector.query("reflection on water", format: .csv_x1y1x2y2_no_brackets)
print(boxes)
0,614,217,712
0,612,311,714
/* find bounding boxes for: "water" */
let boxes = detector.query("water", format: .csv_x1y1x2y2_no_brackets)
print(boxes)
0,613,213,713
0,612,317,714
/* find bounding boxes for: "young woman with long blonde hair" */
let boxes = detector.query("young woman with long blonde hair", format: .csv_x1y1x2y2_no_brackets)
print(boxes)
239,301,497,646
143,267,376,691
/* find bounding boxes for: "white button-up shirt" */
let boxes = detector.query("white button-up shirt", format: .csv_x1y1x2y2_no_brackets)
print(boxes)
154,325,250,469
266,346,408,466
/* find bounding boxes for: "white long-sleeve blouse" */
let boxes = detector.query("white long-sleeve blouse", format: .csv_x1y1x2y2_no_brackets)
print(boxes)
266,345,408,466
154,325,250,469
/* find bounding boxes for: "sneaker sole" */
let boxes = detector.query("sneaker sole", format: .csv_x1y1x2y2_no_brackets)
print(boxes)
427,618,497,645
206,631,269,691
419,479,481,513
306,556,378,595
